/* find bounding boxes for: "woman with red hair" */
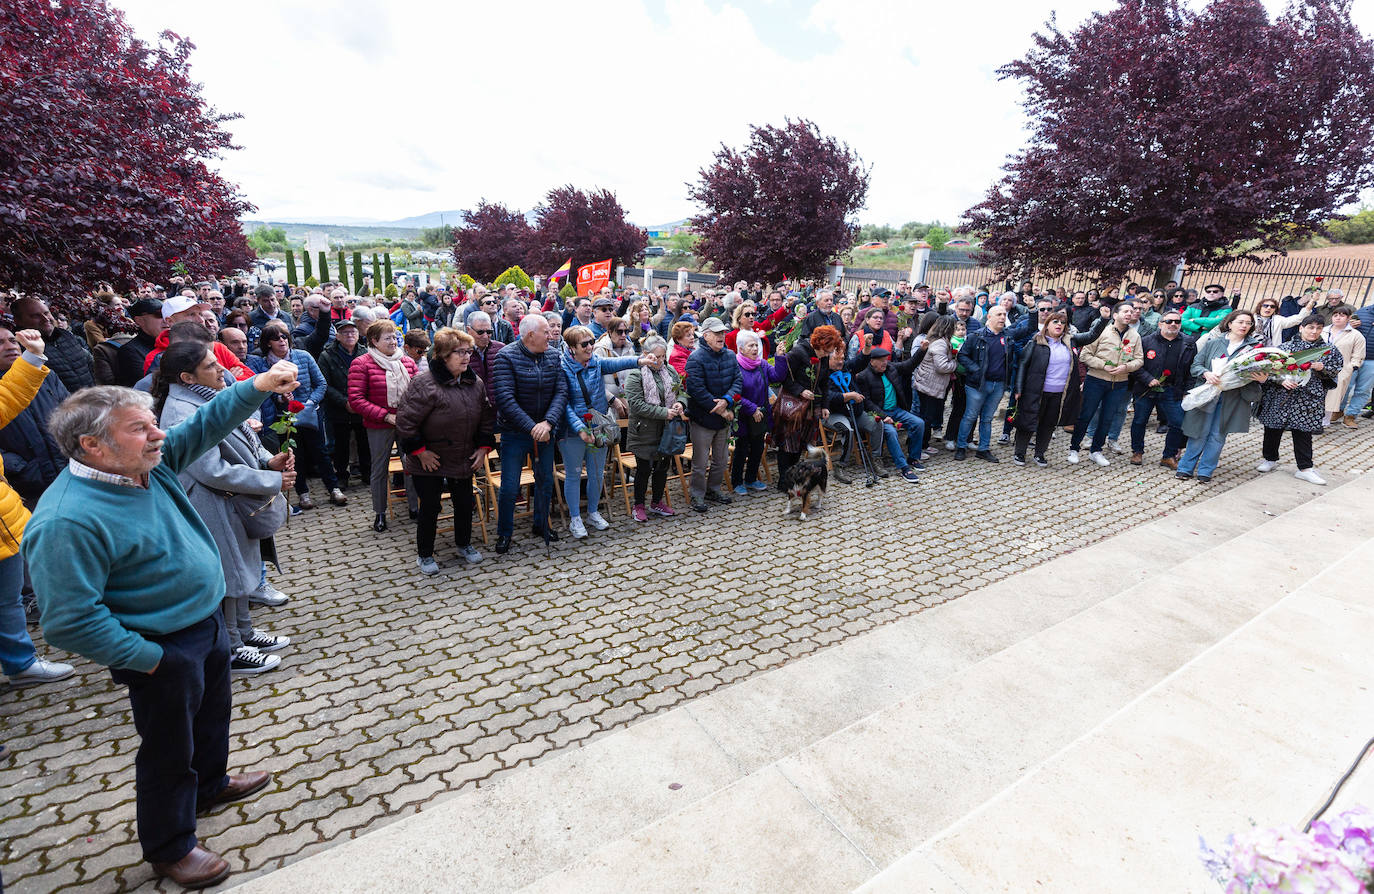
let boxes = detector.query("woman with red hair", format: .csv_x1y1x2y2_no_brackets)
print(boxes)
775,324,843,488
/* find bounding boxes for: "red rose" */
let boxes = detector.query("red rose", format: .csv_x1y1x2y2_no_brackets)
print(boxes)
581,412,593,421
286,400,305,413
809,357,820,365
1252,353,1266,361
1162,369,1171,376
1315,276,1324,283
1300,362,1312,370
1286,364,1298,371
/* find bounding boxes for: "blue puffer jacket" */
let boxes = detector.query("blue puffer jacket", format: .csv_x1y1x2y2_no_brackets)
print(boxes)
246,348,326,426
0,372,69,506
561,350,639,437
491,340,568,436
956,325,1014,390
684,343,742,430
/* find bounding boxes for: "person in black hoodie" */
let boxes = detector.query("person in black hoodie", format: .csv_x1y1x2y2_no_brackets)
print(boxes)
853,345,928,482
1127,311,1195,469
0,322,69,506
318,318,370,488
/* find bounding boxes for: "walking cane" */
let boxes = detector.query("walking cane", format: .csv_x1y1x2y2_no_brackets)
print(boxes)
845,400,880,487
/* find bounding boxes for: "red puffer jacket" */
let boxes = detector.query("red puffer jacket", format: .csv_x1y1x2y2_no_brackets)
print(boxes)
348,352,417,429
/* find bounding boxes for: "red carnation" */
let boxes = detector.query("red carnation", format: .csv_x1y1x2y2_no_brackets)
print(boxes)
731,393,741,403
1162,369,1171,376
1315,276,1325,283
287,400,305,413
1300,362,1312,370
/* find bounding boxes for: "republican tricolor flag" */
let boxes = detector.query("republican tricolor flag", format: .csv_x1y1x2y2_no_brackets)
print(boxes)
548,258,572,284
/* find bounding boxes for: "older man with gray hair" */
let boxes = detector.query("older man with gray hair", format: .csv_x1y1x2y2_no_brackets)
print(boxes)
24,360,301,889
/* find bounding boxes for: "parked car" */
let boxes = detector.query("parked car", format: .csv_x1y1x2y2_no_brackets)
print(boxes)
857,241,888,250
644,246,667,257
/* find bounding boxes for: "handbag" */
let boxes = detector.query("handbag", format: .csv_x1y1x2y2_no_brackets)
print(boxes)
294,399,320,430
656,418,688,458
774,391,815,454
575,372,618,448
205,485,288,540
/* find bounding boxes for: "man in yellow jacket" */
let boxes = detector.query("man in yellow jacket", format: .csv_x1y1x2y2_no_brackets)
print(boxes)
1068,302,1145,467
0,327,75,692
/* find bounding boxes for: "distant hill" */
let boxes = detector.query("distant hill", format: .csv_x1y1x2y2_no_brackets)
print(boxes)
243,219,423,243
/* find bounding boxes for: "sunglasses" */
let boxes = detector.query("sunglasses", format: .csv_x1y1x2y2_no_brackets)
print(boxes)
267,333,288,341
741,312,756,318
1161,319,1182,324
577,340,593,348
470,328,491,335
1205,289,1223,294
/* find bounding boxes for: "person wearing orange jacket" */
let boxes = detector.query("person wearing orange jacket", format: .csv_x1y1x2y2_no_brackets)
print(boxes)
0,327,75,690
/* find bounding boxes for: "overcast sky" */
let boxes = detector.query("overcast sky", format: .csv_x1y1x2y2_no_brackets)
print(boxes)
115,0,1372,228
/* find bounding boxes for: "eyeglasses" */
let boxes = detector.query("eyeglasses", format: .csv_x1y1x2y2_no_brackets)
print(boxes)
451,348,473,357
612,328,628,334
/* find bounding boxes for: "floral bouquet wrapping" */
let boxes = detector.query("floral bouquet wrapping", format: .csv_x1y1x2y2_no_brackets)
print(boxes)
1199,807,1374,893
1180,346,1330,412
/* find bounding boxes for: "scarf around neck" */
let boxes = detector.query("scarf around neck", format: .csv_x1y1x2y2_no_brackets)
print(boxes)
367,346,412,407
641,365,674,407
737,351,763,371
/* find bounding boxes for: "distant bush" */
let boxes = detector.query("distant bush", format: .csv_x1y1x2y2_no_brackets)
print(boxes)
1328,208,1374,244
458,273,476,290
384,283,398,299
560,283,576,299
492,265,536,293
303,275,319,288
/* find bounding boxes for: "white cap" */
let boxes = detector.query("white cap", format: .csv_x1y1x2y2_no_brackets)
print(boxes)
161,295,210,319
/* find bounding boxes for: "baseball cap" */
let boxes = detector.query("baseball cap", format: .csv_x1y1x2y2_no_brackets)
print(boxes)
128,298,163,317
698,317,728,335
336,317,359,330
161,295,211,319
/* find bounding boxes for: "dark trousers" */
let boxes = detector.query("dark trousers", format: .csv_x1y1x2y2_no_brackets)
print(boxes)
917,392,946,450
1070,377,1130,453
293,425,338,493
331,416,371,484
1013,390,1064,460
1130,392,1185,458
497,432,556,538
942,379,966,441
731,414,767,487
109,611,231,864
1262,426,1314,471
633,454,670,505
412,474,475,556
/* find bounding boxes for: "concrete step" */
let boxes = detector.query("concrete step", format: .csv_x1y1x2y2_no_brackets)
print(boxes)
234,472,1364,893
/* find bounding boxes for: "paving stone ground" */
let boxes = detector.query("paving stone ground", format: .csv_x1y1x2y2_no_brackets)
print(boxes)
3,418,1372,893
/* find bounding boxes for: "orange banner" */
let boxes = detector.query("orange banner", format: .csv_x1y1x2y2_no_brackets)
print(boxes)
576,259,612,297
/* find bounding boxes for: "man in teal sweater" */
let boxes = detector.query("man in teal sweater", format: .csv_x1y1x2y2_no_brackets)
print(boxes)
24,359,300,890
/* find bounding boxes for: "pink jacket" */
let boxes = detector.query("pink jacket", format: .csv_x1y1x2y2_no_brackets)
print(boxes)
348,353,418,429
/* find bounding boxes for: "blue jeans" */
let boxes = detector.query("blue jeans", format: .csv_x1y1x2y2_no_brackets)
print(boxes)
497,431,556,538
1083,389,1130,443
1071,377,1130,453
1341,362,1374,416
957,380,1006,450
1130,393,1185,458
558,435,607,519
1178,401,1228,478
0,552,36,676
876,408,925,468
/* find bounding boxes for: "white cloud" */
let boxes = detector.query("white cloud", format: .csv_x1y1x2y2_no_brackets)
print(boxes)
113,0,1372,227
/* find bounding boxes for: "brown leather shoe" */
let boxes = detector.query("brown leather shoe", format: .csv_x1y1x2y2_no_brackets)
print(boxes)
1130,453,1143,465
1159,457,1178,471
198,770,272,815
151,845,230,889
1343,415,1359,429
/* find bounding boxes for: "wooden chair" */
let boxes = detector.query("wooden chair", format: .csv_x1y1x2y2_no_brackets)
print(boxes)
478,445,537,530
385,455,408,521
670,441,694,505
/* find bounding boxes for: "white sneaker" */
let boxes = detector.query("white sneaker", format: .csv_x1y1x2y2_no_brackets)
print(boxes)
1107,439,1124,455
249,584,289,607
7,657,75,687
586,511,609,531
1090,452,1110,467
944,440,955,451
569,516,587,539
1294,468,1326,485
1255,460,1278,473
1066,450,1080,464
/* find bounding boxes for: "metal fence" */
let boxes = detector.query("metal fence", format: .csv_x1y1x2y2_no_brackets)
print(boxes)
623,267,722,291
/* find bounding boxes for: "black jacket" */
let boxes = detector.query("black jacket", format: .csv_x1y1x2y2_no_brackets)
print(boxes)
1130,331,1197,399
45,328,93,393
318,339,367,421
854,349,925,417
798,309,844,342
956,325,1014,389
491,340,568,435
115,331,158,387
0,373,69,506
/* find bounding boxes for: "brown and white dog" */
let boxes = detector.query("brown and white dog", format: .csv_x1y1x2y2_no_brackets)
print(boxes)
781,445,829,520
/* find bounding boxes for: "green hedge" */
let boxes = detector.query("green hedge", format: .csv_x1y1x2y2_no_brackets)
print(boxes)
318,251,330,283
492,265,535,293
559,283,576,299
285,250,298,286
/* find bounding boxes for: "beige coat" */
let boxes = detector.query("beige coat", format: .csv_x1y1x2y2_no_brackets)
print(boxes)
1325,325,1367,414
1079,323,1143,383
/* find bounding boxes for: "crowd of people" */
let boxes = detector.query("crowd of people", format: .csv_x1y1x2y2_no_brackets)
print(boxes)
0,268,1370,887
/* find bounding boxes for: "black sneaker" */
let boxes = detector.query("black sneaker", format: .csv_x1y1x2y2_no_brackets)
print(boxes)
900,468,920,483
242,629,290,652
997,433,1011,445
954,448,967,460
908,460,926,471
691,500,709,513
230,646,281,675
975,450,1000,463
1174,471,1194,480
704,490,732,504
495,536,511,554
1012,454,1026,466
1156,424,1169,434
1034,455,1048,468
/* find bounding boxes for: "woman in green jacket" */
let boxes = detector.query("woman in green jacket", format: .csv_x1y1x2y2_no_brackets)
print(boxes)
1176,310,1266,483
624,335,685,522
